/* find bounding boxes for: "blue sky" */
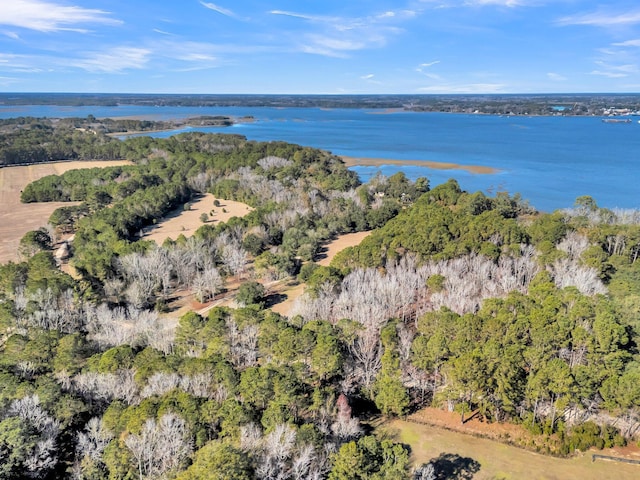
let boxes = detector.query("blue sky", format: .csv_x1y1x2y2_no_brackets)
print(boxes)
1,0,640,93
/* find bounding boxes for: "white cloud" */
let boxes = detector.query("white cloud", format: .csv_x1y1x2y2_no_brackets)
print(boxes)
153,29,176,36
269,8,412,57
0,52,44,72
418,83,506,93
200,2,239,19
547,72,567,81
590,70,627,78
557,9,640,27
361,74,375,79
0,1,120,32
416,61,442,80
2,31,20,40
613,39,640,47
464,0,526,6
73,47,150,73
0,76,19,86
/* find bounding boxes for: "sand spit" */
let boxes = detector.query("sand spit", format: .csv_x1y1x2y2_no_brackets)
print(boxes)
340,155,499,175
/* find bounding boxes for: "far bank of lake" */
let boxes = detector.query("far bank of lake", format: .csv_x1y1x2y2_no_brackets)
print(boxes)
1,104,638,212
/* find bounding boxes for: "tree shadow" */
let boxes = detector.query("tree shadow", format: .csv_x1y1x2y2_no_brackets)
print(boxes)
430,452,481,480
263,293,287,308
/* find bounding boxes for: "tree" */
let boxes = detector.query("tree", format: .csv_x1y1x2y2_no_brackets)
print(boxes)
18,228,53,259
177,441,252,480
124,413,193,479
329,435,410,480
236,281,265,307
374,346,409,417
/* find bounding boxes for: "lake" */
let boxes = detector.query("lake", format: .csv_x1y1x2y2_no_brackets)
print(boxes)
1,104,638,212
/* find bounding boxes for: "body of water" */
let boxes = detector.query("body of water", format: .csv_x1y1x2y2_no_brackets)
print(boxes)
1,104,638,212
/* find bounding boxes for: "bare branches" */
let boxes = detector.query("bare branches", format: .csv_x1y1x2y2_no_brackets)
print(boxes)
124,413,193,479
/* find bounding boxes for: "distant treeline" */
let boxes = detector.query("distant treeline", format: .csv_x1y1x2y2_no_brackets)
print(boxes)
0,116,233,166
2,93,640,114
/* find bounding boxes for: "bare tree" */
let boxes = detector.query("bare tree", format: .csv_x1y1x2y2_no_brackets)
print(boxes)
124,413,192,479
7,395,60,477
191,266,223,303
76,417,113,462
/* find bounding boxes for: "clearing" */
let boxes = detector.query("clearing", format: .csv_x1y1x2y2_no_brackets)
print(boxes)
143,193,253,245
270,231,372,316
381,409,640,480
0,160,131,263
168,230,372,319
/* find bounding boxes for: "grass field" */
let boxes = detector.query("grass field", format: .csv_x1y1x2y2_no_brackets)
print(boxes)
0,160,131,263
143,193,253,245
384,419,640,480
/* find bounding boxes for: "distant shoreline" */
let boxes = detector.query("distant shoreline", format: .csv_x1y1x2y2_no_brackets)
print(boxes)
340,155,500,175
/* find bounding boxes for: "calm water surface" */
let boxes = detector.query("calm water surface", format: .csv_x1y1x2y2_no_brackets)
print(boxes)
1,105,638,212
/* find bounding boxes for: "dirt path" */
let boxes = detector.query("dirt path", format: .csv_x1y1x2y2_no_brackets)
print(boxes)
385,418,640,480
0,160,130,263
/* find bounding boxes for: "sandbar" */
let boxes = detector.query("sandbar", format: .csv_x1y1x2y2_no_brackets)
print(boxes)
340,155,499,175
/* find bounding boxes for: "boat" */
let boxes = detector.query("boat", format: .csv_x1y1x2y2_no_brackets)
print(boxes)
602,118,632,123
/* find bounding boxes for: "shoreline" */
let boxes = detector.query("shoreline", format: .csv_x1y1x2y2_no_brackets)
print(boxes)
340,155,499,175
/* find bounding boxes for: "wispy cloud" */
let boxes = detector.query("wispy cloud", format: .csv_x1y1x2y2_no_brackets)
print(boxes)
0,1,120,33
557,8,640,27
0,52,44,72
153,28,176,36
269,8,414,57
464,0,528,7
200,2,241,20
0,76,19,86
590,60,638,78
418,82,506,93
72,47,150,73
416,61,442,80
2,31,20,40
547,72,566,81
590,70,627,78
613,39,640,47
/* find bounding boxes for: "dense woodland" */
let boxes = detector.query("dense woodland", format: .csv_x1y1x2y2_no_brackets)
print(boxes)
1,121,640,479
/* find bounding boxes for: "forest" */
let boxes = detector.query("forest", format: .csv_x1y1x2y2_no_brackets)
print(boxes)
0,120,639,479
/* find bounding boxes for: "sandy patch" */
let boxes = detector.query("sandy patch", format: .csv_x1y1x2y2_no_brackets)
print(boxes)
144,193,253,245
269,283,305,316
316,231,372,267
0,160,131,264
367,108,407,114
340,155,499,175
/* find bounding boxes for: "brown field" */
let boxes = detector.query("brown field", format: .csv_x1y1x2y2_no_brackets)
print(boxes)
143,193,253,245
385,418,640,480
0,160,131,264
340,155,499,174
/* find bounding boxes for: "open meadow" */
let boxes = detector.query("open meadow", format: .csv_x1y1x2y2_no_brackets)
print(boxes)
143,193,253,245
0,160,131,263
385,418,640,480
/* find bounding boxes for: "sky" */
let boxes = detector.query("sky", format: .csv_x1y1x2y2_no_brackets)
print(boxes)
1,0,640,94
